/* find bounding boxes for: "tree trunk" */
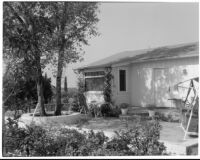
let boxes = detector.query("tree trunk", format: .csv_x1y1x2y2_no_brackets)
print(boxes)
37,75,46,116
55,51,64,115
55,3,67,116
35,52,46,116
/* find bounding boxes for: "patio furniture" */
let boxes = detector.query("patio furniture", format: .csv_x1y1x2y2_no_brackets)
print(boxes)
77,93,88,114
119,114,141,128
119,115,131,128
88,100,103,118
168,98,185,123
83,91,105,116
169,77,199,140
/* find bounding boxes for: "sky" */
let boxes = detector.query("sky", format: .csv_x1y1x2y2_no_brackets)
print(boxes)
44,2,199,88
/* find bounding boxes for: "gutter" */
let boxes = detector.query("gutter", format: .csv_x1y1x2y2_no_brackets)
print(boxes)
75,54,199,71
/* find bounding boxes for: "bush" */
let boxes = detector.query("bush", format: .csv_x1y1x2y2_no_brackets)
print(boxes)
3,119,108,156
88,102,101,117
146,104,156,110
100,103,112,117
3,118,166,156
70,95,80,112
4,118,27,155
108,105,121,117
105,120,166,155
120,103,129,109
155,111,180,123
91,103,121,118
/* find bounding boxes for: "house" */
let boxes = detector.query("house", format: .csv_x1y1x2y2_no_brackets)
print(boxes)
77,42,199,108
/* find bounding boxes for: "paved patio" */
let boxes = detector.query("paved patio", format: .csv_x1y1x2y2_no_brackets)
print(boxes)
79,117,198,155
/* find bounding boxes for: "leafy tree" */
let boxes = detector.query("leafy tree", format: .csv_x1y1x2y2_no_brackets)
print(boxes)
49,2,99,115
3,71,53,114
3,2,54,116
43,74,53,104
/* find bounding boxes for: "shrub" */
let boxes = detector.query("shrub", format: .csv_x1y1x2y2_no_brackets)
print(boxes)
51,128,87,156
155,111,180,123
146,104,155,110
23,124,56,156
120,103,129,109
70,95,80,112
111,105,121,117
105,120,166,156
77,130,109,156
3,118,166,156
4,120,108,156
107,105,121,117
97,103,121,118
88,102,101,117
4,118,58,156
62,96,69,104
4,118,27,155
100,103,112,117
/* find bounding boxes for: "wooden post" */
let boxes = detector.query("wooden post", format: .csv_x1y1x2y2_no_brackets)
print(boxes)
32,103,39,122
184,109,193,140
2,106,6,156
183,82,198,140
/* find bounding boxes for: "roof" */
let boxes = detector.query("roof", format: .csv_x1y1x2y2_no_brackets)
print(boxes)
78,42,199,70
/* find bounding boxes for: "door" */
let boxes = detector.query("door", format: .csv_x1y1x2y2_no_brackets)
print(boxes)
154,68,171,107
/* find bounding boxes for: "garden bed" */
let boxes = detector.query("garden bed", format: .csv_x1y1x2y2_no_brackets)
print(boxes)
20,111,87,126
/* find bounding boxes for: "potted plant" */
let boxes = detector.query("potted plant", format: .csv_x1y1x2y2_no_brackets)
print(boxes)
120,103,129,115
147,105,156,118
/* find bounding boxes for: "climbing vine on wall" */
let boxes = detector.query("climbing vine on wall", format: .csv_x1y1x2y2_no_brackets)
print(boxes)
103,67,113,103
77,71,85,94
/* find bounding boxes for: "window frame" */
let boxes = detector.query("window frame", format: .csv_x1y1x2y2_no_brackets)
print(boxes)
84,70,105,91
84,71,105,78
118,68,127,92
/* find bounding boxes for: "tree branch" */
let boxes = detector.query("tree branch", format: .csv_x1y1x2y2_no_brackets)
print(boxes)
4,2,29,31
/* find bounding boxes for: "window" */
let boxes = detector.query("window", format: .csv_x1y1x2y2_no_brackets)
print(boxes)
119,70,126,91
84,71,105,91
85,77,104,91
85,71,105,77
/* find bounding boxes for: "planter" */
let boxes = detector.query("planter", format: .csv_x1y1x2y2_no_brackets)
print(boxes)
148,110,155,118
120,103,130,115
20,112,84,126
121,108,128,115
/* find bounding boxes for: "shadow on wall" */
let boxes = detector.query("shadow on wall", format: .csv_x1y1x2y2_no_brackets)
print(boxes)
137,67,154,107
134,64,198,108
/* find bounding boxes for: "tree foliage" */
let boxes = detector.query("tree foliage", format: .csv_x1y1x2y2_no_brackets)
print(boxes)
3,70,53,114
49,2,99,115
3,2,100,116
3,2,55,116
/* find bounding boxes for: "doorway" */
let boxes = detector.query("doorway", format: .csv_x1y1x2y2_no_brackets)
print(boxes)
153,68,171,107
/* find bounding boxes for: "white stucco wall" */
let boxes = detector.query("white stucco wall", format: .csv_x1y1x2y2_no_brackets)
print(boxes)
82,57,199,108
129,57,199,107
